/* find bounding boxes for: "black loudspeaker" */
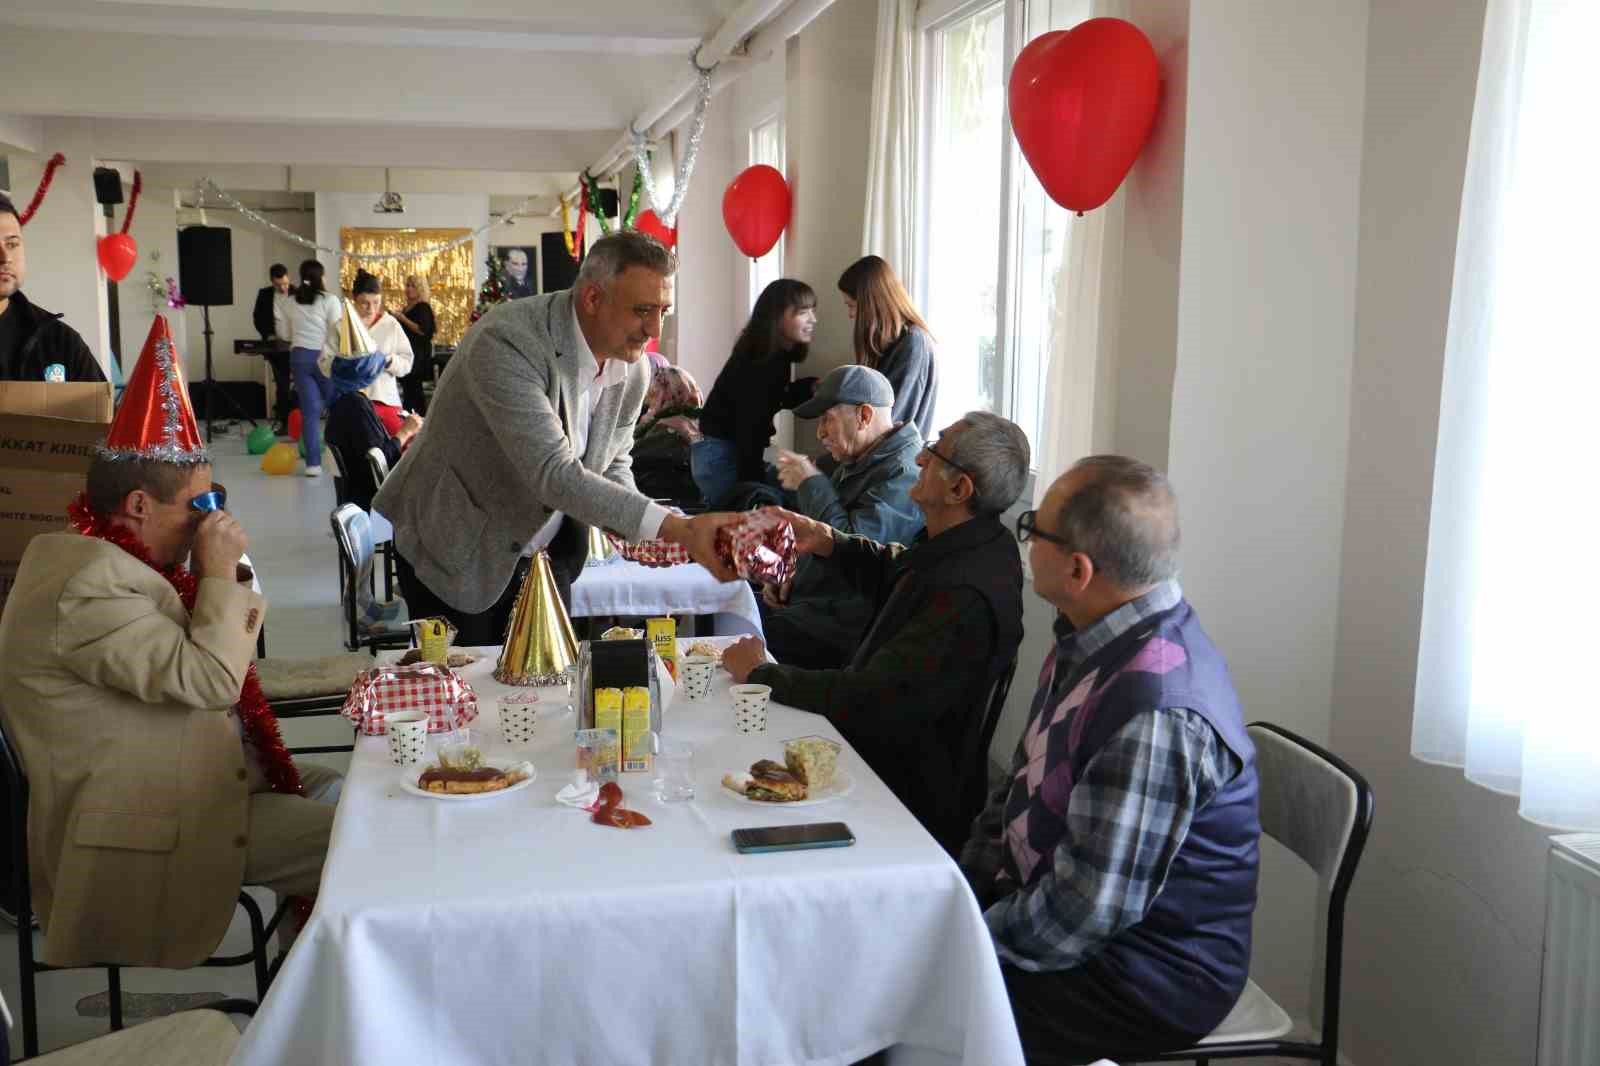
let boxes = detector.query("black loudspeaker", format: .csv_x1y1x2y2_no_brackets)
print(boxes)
541,232,579,292
178,226,234,307
92,167,124,206
594,187,620,218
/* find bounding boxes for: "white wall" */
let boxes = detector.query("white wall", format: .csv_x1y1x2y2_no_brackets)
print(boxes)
117,182,188,377
671,94,744,394
1166,0,1369,1027
1333,2,1555,1063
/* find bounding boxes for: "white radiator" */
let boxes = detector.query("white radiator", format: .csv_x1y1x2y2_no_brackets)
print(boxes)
1539,833,1600,1066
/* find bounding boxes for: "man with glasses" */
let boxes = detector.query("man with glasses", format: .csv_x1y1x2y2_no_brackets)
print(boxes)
960,456,1261,1064
0,321,338,965
723,411,1028,853
759,364,924,669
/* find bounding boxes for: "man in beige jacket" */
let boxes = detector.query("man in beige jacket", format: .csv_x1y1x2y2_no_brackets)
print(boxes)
0,318,336,969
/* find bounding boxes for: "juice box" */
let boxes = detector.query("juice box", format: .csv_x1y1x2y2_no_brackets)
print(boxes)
647,617,676,680
621,685,652,773
594,687,623,774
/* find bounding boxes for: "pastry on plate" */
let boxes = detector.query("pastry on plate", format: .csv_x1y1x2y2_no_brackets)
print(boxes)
418,764,529,794
722,759,807,802
686,640,723,662
783,736,840,790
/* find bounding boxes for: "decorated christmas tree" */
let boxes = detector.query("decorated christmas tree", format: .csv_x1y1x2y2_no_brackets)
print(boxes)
471,253,508,323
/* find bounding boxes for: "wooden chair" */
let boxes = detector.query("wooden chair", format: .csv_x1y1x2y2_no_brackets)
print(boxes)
0,725,284,1059
6,1004,242,1065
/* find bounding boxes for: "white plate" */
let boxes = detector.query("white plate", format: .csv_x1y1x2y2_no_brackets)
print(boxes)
399,764,537,802
722,769,855,807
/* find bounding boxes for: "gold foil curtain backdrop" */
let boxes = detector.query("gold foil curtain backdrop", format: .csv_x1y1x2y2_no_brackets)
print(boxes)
338,227,474,346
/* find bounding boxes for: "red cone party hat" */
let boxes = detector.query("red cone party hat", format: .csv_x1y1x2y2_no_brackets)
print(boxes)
101,316,208,464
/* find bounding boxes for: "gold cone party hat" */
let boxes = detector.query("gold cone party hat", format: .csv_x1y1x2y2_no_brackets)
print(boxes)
586,524,615,565
494,551,579,686
336,297,378,357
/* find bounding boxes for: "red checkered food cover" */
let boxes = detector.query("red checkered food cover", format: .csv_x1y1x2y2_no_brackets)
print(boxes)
341,662,480,736
607,511,797,583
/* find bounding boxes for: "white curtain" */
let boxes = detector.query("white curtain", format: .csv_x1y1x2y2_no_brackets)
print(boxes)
862,0,918,282
1030,0,1127,509
1412,0,1600,831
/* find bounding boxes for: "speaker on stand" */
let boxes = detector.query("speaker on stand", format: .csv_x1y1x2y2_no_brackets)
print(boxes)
177,225,255,442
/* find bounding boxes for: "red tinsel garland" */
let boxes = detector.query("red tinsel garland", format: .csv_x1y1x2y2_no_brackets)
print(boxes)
119,171,142,235
67,494,305,798
573,176,589,263
17,153,66,227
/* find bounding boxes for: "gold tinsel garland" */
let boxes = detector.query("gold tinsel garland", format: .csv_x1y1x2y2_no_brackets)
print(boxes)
339,227,475,346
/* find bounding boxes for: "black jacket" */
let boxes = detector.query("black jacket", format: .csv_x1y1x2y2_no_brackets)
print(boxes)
325,391,401,512
252,285,278,342
698,351,814,482
0,292,104,382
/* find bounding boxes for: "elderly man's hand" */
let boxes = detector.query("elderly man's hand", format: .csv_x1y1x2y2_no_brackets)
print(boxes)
659,512,741,581
758,507,834,558
722,636,767,684
760,578,792,609
774,449,821,491
192,511,248,581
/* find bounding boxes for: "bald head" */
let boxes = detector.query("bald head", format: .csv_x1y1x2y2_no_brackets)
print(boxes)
1052,455,1180,591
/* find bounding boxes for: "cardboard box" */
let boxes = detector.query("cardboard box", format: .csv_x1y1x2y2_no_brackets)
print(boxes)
0,383,114,614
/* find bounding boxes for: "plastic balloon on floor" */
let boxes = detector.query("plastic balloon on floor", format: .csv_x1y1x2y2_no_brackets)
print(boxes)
297,436,306,459
246,424,276,454
260,442,299,475
287,408,303,441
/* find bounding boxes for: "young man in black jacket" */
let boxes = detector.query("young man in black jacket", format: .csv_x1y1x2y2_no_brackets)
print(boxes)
0,193,105,382
252,263,294,428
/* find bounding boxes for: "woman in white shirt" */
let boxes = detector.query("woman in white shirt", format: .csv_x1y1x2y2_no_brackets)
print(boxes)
286,259,342,477
346,269,414,436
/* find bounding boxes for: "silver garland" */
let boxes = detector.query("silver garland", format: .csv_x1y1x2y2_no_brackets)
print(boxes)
192,180,543,264
99,336,210,464
632,48,716,227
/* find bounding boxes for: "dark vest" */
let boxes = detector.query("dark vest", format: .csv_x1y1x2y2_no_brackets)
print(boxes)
851,515,1024,852
1004,601,1260,1034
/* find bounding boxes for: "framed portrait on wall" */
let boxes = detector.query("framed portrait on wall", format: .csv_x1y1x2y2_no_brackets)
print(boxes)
492,245,539,299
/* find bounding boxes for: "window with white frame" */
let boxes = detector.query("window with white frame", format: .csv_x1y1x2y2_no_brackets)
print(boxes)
916,0,1089,455
748,114,785,308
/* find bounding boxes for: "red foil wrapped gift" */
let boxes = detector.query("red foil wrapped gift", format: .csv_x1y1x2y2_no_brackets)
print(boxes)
341,663,480,736
608,512,797,584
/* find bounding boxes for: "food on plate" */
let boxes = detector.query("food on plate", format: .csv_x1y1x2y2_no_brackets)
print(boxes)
418,763,529,794
721,759,808,802
398,648,478,669
783,736,841,790
687,640,723,662
601,626,643,641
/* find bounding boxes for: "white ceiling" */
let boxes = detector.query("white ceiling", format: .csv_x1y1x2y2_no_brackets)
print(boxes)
0,0,746,186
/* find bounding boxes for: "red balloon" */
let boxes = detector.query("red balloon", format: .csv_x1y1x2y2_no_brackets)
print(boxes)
633,209,677,250
1008,18,1160,213
287,408,303,442
96,233,139,282
721,165,791,259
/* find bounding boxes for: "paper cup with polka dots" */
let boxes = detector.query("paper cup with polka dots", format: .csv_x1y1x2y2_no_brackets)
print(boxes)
681,655,716,701
385,711,430,767
498,693,540,745
730,684,771,735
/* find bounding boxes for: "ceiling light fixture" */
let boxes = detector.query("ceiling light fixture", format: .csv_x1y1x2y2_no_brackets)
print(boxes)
374,169,404,214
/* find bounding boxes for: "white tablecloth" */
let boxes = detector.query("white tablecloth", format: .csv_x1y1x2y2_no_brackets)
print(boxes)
231,639,1021,1066
571,558,764,638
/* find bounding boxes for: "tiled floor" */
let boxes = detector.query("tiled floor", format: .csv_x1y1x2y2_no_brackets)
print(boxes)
0,423,355,1054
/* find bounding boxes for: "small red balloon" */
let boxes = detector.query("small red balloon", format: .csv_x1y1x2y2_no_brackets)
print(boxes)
721,165,791,259
287,408,303,442
633,209,677,250
1008,18,1160,213
96,233,138,282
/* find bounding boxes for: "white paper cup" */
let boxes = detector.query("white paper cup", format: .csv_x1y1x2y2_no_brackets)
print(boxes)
499,694,540,745
385,711,430,767
730,684,771,734
681,655,716,700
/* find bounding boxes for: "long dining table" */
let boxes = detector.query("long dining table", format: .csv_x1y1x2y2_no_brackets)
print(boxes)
229,637,1024,1066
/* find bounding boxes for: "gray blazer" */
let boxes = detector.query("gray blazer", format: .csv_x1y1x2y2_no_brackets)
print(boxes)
373,291,651,612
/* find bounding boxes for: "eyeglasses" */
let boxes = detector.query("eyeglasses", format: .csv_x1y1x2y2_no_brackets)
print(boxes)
921,441,974,481
189,483,228,513
1014,509,1072,548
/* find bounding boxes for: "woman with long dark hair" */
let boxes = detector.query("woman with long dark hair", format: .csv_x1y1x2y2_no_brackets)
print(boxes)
836,255,937,440
285,259,342,476
692,279,818,508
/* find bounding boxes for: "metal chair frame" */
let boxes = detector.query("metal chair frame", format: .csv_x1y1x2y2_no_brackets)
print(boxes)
331,504,413,656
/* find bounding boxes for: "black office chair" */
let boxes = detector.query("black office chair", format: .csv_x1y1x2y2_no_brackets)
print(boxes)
331,504,413,656
0,723,288,1059
1131,722,1374,1066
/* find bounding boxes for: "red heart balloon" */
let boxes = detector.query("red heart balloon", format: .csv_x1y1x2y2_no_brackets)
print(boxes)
97,232,139,282
1008,18,1160,213
633,209,677,250
721,164,791,259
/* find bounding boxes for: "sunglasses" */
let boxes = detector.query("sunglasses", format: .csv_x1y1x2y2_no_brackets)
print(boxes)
189,483,228,513
921,441,974,481
1014,509,1072,548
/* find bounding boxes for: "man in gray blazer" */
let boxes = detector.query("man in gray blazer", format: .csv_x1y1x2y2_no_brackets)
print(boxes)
374,231,734,644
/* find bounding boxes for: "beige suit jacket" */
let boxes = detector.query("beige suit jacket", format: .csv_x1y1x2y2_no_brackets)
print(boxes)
0,533,265,968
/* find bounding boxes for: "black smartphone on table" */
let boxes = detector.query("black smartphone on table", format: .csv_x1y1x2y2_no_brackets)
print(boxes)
732,822,856,854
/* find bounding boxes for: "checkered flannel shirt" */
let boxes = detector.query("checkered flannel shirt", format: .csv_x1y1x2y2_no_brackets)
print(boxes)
959,581,1241,972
